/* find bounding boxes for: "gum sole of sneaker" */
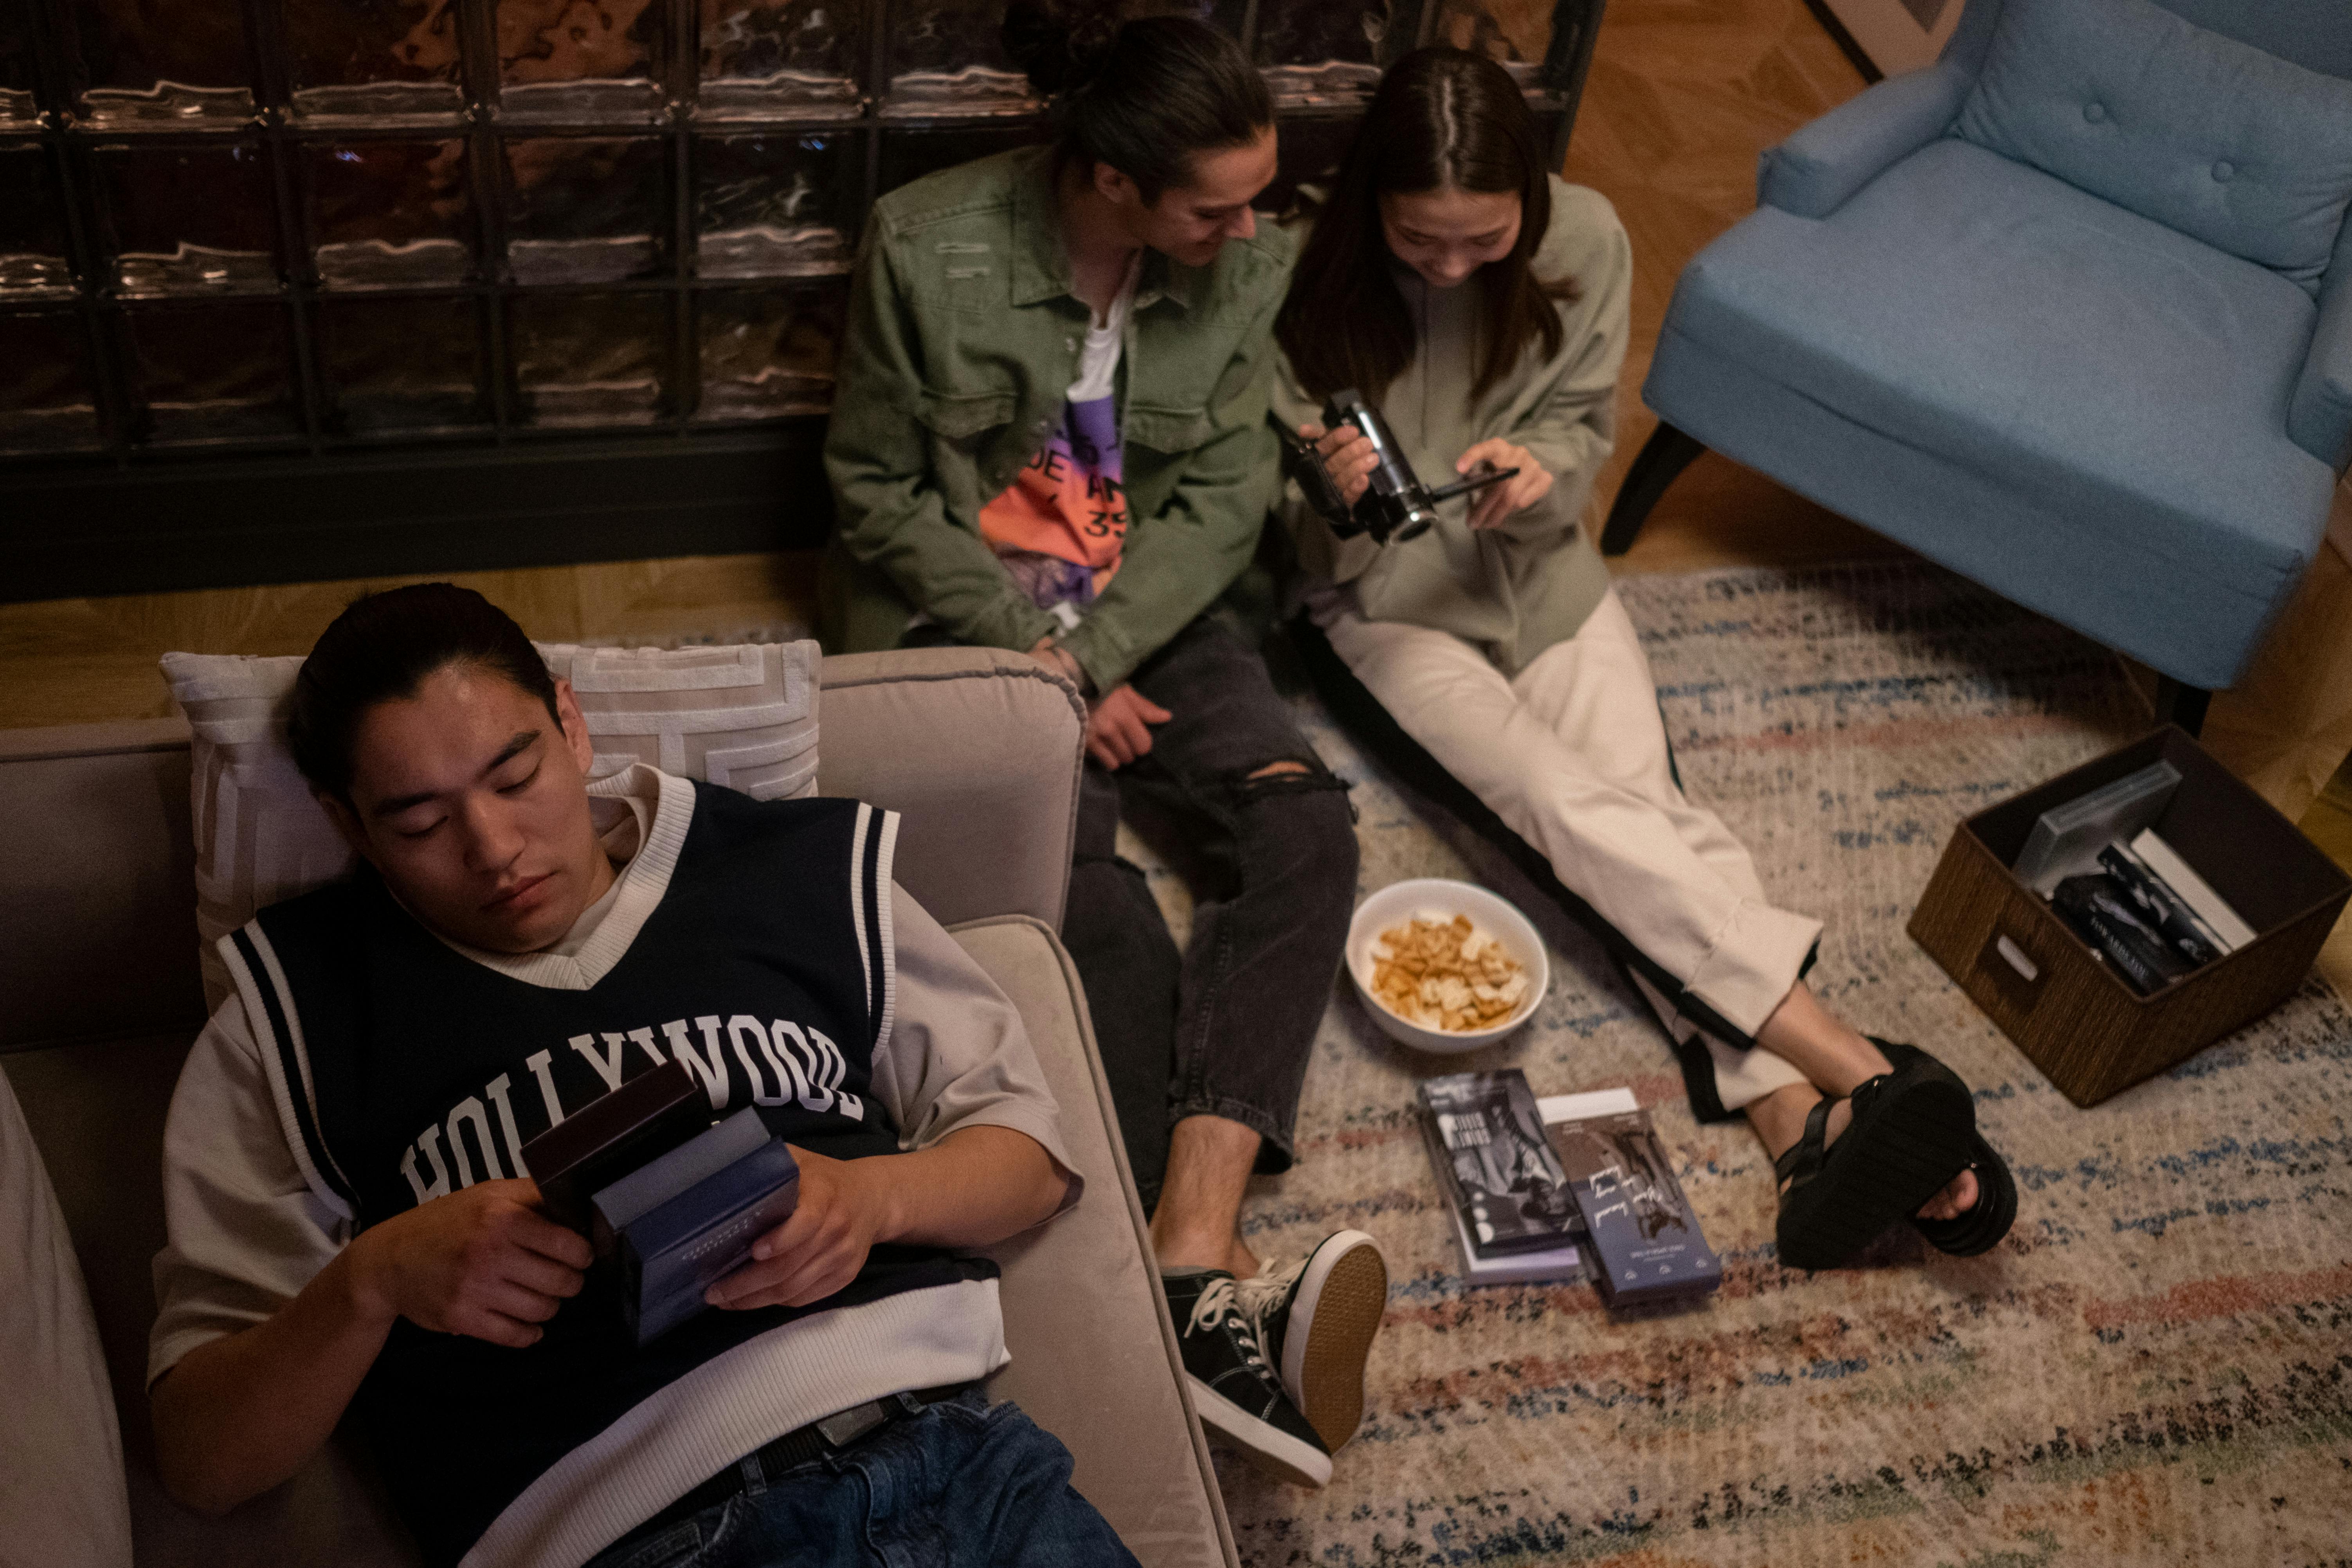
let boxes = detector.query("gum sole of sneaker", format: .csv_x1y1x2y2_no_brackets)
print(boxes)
1283,1236,1388,1451
1187,1375,1333,1489
1778,1077,1976,1272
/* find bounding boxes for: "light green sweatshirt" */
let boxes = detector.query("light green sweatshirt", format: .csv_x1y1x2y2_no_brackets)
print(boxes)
1272,176,1632,676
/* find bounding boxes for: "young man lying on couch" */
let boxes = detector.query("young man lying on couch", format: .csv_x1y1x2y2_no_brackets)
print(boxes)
144,583,1127,1568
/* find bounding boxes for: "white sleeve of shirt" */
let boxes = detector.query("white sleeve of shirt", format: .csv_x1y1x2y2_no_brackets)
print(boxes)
869,881,1084,1217
146,993,348,1390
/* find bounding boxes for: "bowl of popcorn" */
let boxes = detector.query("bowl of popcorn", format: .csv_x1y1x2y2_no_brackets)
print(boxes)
1345,879,1550,1053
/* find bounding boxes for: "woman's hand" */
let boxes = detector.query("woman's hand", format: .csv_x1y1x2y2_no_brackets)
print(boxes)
1299,421,1380,509
1457,439,1553,530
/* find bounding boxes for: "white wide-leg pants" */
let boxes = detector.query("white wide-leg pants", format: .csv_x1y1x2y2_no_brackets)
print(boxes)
1313,584,1817,1113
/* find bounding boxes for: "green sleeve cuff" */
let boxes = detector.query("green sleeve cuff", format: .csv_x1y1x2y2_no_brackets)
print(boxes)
1053,618,1135,697
965,597,1063,659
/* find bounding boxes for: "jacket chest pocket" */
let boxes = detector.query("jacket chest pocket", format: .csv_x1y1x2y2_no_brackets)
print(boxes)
916,388,1016,446
1124,403,1216,454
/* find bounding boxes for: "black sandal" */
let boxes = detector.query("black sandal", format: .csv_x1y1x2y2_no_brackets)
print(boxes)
1871,1041,2018,1257
1774,1048,1976,1271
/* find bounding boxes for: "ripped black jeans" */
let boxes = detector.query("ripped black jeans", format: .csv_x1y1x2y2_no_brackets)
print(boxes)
1058,616,1359,1210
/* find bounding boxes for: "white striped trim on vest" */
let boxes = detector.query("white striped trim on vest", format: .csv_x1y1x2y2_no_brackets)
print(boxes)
847,803,901,1060
221,920,357,1221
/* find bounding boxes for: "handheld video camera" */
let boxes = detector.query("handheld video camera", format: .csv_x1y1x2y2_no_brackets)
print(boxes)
1270,387,1517,545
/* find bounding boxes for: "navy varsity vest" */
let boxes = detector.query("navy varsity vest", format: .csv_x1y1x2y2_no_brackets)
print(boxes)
225,783,991,1567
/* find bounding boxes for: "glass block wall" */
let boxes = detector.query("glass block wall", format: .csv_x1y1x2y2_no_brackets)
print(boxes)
0,0,1595,461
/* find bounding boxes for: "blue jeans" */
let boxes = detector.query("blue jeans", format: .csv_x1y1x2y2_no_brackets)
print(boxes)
584,1393,1138,1568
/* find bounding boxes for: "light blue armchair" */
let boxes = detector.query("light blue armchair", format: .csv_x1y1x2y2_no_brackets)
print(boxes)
1605,0,2352,734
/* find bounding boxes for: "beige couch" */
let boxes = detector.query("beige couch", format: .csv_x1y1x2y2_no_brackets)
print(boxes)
0,645,1238,1568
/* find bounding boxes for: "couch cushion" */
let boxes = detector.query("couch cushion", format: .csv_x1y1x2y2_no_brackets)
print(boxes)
0,720,205,1050
817,648,1084,931
954,916,1235,1568
1666,137,2336,629
162,640,821,1010
1952,0,2352,295
4,1031,421,1567
0,1058,134,1568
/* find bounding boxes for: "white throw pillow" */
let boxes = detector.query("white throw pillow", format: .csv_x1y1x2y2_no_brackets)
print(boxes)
163,639,821,1011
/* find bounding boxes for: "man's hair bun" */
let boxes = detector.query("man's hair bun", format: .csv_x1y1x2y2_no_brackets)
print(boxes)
1001,2,1270,204
1002,0,1129,96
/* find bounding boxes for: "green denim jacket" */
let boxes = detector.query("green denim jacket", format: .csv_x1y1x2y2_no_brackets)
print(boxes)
821,147,1291,693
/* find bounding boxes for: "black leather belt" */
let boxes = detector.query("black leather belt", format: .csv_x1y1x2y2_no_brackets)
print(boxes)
608,1383,976,1556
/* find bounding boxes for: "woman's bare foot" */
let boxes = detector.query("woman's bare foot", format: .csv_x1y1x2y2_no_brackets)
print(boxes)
1748,1083,1979,1220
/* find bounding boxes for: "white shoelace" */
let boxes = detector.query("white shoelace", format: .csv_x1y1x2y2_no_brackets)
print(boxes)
1231,1257,1302,1328
1183,1277,1273,1375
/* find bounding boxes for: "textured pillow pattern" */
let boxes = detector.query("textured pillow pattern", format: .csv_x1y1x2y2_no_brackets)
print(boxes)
165,639,821,1010
536,643,819,801
164,652,355,1015
1953,0,2352,295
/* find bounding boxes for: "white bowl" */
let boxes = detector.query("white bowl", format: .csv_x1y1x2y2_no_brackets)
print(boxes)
1345,878,1550,1054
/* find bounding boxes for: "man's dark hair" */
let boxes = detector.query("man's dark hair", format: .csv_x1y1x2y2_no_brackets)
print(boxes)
1001,0,1271,204
287,582,560,801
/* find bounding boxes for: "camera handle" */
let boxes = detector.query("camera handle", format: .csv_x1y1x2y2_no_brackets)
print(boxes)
1426,466,1520,504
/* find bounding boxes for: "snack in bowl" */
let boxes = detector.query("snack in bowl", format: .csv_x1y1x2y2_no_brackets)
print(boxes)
1369,913,1530,1033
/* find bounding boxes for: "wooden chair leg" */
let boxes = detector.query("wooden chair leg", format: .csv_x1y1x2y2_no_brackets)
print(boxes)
1599,422,1706,556
2153,675,2211,739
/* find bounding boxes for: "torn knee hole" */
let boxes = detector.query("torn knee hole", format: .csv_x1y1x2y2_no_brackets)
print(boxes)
1230,759,1352,804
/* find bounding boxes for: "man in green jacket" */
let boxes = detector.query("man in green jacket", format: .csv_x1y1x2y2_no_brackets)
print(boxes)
823,9,1384,1491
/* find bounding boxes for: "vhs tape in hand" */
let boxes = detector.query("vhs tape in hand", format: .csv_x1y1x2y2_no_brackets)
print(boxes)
598,1109,801,1346
519,1060,710,1235
521,1068,803,1344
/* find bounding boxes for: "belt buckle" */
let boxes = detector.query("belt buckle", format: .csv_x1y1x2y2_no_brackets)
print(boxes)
815,1399,890,1448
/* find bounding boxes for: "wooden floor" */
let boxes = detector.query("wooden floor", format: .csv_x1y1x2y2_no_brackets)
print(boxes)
1567,0,1901,575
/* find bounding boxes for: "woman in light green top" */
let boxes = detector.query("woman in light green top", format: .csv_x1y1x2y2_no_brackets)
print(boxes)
1275,47,2013,1272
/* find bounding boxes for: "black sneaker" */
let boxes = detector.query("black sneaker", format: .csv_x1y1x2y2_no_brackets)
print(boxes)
1234,1230,1388,1451
1161,1267,1332,1488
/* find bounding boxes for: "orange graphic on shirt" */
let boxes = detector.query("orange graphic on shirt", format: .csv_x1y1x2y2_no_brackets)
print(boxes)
979,395,1126,608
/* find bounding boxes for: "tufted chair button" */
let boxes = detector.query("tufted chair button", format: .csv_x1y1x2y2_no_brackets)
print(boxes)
2083,101,2107,123
2211,159,2235,182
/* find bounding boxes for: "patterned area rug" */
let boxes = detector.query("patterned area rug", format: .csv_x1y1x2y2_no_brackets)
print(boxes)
1152,563,2352,1568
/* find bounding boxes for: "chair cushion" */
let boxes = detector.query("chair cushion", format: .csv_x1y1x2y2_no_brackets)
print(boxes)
1667,138,2334,623
161,640,820,1011
1952,0,2352,295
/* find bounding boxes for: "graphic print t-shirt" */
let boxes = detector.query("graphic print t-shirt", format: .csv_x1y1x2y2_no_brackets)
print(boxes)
978,259,1139,624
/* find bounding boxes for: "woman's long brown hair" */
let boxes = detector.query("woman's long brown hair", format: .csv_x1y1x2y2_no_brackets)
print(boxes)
1277,47,1571,405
